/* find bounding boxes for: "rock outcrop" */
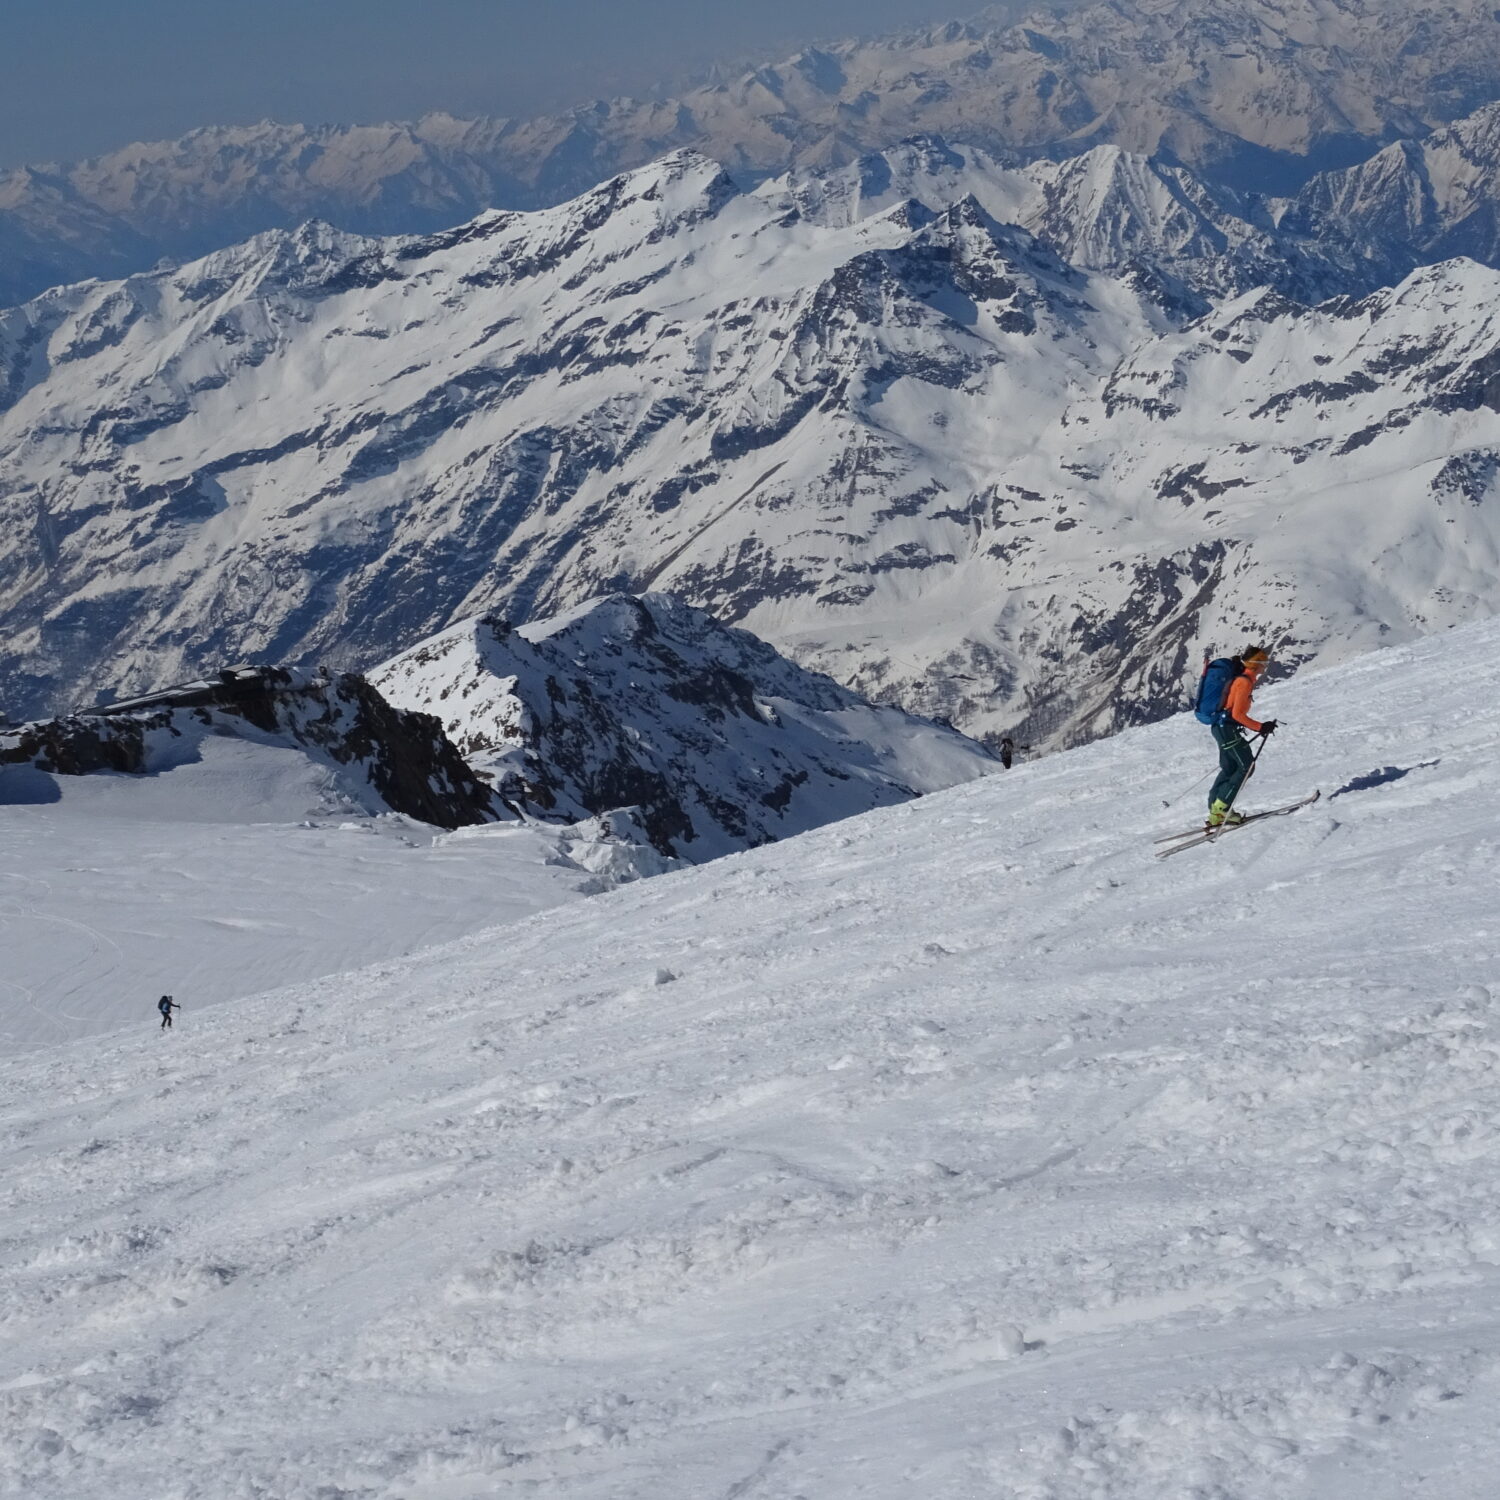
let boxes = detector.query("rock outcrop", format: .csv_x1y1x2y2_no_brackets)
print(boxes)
0,667,498,829
370,594,999,860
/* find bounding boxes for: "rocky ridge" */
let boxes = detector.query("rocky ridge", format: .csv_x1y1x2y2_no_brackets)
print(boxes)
370,594,998,861
3,594,996,857
0,667,498,829
774,138,1355,314
1291,100,1500,280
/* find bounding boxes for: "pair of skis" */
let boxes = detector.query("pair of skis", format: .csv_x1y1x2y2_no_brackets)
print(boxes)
1154,789,1321,859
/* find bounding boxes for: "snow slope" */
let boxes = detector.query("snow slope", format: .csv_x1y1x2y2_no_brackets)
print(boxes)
0,736,654,1055
3,619,1497,1497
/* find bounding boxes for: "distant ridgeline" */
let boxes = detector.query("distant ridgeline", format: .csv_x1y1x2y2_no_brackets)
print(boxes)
4,0,1500,303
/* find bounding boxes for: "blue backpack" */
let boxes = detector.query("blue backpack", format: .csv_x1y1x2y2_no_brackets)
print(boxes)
1194,657,1242,725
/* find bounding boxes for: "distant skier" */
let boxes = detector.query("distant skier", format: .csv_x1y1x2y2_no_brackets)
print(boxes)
999,737,1029,770
1197,646,1278,827
157,995,180,1030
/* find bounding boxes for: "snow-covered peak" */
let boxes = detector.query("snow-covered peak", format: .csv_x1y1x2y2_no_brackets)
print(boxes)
773,137,1348,309
0,149,1169,741
1291,99,1500,275
9,140,1500,755
765,138,1033,230
370,593,998,861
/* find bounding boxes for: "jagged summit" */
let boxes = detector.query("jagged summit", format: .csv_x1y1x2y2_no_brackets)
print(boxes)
775,136,1380,310
369,593,998,861
1291,99,1500,276
3,595,996,865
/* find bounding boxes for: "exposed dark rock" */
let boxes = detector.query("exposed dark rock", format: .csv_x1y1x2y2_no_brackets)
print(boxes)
1155,462,1251,504
1249,372,1380,420
1432,447,1500,503
0,667,497,829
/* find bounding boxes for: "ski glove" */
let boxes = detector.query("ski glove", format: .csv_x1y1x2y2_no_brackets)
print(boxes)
1260,720,1279,736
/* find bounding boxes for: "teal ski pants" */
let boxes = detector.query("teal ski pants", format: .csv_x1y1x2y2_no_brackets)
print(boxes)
1209,722,1254,810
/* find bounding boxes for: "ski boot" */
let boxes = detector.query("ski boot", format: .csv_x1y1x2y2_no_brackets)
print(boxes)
1206,799,1246,829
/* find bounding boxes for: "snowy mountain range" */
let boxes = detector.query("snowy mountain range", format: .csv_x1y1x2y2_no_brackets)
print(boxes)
5,147,1500,750
778,137,1367,314
5,0,1500,307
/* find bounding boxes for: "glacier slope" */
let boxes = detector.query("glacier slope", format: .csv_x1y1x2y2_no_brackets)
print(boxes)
0,735,643,1054
3,620,1499,1496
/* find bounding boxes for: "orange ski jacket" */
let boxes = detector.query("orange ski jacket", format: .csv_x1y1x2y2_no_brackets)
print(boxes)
1223,673,1264,733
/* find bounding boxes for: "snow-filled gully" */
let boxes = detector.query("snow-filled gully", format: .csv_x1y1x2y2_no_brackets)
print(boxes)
3,621,1500,1497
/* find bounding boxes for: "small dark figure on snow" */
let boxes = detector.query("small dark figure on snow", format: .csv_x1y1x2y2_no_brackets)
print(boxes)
999,737,1029,770
1197,647,1278,827
157,995,179,1030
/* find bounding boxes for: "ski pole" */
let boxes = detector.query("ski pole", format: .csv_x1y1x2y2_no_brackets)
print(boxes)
1227,730,1272,813
1247,730,1269,777
1166,730,1268,810
1162,764,1215,809
1246,725,1279,779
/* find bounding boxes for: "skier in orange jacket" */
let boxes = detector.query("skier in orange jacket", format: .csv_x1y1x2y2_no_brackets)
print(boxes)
1206,647,1279,826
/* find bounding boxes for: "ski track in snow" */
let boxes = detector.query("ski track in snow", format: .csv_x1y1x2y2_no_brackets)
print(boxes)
3,623,1500,1496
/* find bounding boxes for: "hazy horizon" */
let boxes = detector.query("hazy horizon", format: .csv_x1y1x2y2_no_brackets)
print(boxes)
0,0,1028,170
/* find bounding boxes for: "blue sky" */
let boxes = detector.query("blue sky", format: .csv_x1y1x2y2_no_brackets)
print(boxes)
0,0,996,167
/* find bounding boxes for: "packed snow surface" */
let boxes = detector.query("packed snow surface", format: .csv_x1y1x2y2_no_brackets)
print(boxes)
4,620,1499,1496
0,735,628,1053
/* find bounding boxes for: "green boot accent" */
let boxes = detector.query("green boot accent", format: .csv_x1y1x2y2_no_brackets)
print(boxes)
1206,799,1247,828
